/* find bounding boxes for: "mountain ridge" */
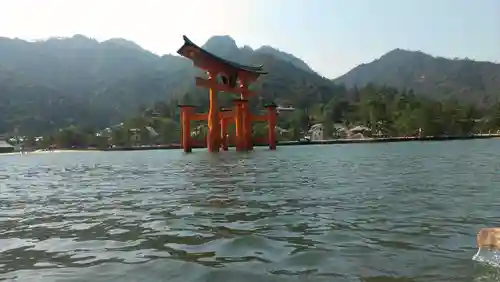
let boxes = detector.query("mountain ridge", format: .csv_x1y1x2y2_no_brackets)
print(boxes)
0,34,332,134
334,48,500,105
0,34,498,135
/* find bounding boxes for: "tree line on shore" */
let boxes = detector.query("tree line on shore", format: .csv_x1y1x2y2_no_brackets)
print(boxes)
12,84,500,149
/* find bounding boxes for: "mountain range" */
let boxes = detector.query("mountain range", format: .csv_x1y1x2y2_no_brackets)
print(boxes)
0,34,498,135
335,49,500,105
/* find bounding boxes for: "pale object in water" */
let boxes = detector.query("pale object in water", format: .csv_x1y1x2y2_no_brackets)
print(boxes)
477,228,500,249
474,228,500,267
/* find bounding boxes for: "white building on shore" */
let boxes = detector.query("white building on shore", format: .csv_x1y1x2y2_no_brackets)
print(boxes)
0,139,14,153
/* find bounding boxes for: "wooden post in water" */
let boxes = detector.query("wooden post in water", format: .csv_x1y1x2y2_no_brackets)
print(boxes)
206,72,220,152
265,104,278,150
179,105,194,153
220,108,231,151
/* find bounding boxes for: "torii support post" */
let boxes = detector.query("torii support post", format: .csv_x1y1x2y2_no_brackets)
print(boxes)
265,104,278,150
179,105,195,153
220,108,231,151
240,99,253,151
233,100,244,151
206,72,221,153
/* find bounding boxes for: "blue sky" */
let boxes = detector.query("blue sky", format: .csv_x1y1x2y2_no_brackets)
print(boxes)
1,0,499,78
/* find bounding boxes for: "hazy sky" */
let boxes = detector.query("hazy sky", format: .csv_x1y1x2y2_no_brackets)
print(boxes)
1,0,499,78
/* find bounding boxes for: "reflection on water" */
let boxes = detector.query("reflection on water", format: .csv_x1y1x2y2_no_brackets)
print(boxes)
1,140,500,281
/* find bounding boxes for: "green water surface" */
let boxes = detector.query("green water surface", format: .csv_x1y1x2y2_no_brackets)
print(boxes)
1,139,500,281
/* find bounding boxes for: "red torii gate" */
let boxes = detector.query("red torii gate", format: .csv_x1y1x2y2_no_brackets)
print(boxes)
177,36,277,153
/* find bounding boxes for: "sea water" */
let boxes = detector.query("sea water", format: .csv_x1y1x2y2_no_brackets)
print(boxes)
1,140,500,281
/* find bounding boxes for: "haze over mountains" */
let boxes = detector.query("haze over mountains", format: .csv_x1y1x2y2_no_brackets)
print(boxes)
0,34,498,135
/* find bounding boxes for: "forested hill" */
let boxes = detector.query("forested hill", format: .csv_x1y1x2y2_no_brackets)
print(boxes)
0,34,338,135
0,34,498,136
334,49,500,105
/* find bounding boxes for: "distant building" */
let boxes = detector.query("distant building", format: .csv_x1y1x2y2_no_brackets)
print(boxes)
348,125,371,139
129,128,141,144
145,126,159,138
191,124,207,137
308,124,324,141
306,123,373,140
277,105,295,113
350,125,370,133
0,140,14,154
275,126,289,136
308,123,349,140
333,123,349,138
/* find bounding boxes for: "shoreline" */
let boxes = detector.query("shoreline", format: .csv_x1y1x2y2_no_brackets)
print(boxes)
3,134,498,154
101,134,500,151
